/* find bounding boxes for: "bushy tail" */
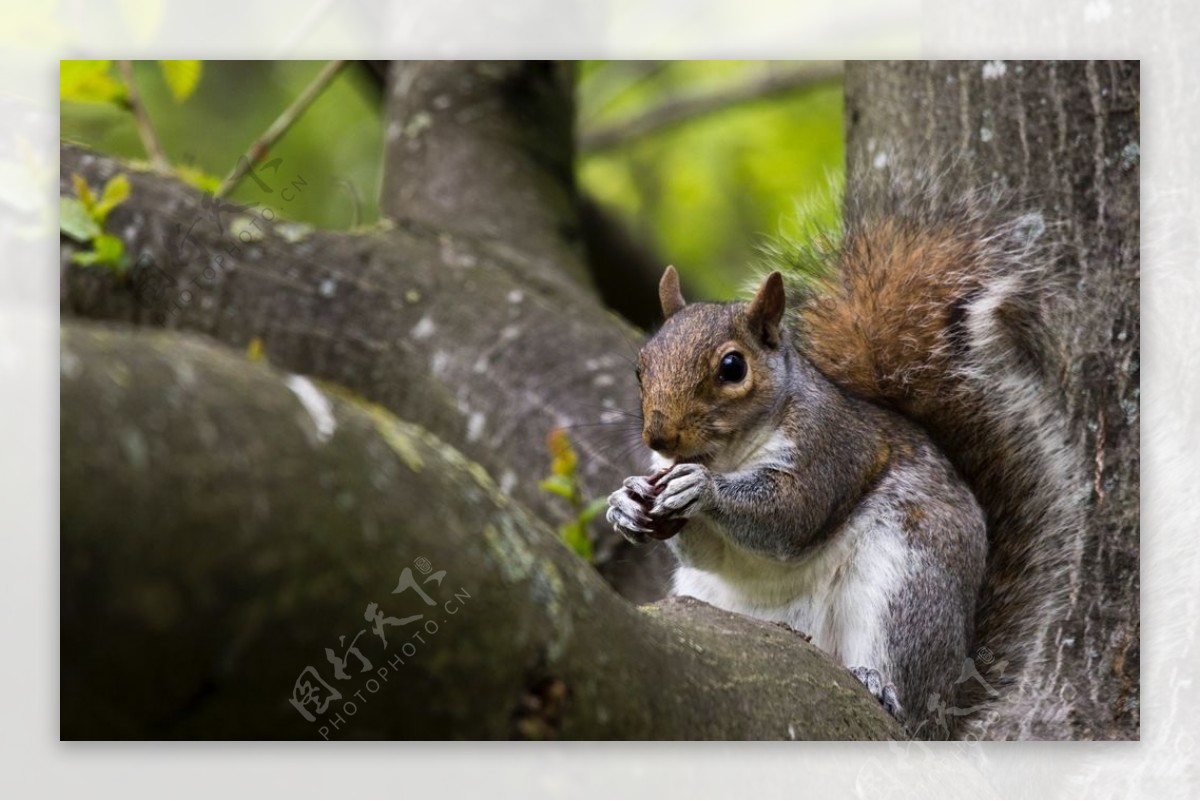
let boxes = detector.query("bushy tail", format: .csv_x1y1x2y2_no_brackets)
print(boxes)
774,174,1086,738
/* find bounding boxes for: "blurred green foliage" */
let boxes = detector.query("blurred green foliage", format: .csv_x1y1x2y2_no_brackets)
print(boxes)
577,61,843,299
59,60,843,299
540,428,607,562
60,61,383,229
60,172,132,273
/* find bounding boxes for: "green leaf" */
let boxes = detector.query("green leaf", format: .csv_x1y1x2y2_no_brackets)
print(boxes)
176,164,221,193
60,197,101,242
92,233,126,265
546,427,578,477
60,60,126,105
71,233,127,274
93,174,131,222
558,521,594,562
71,174,96,213
158,60,202,102
579,496,609,524
551,453,578,478
538,475,575,501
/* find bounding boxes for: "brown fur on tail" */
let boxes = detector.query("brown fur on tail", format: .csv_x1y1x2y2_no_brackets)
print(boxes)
784,180,1085,738
801,217,985,416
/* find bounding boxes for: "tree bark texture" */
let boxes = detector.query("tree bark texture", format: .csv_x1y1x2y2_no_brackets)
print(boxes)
382,61,587,287
844,60,1139,740
58,59,1139,740
59,135,672,601
60,323,903,740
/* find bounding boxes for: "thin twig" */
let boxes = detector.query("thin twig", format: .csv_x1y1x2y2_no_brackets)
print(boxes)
335,178,362,228
578,60,669,123
118,60,170,172
215,60,347,199
579,62,844,155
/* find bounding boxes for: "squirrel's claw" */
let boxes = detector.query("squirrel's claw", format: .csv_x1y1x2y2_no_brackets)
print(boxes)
607,487,653,544
650,463,712,519
622,474,657,501
850,665,905,723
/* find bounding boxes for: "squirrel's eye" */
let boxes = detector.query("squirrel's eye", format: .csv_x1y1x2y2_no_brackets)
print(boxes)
717,351,747,384
635,366,643,384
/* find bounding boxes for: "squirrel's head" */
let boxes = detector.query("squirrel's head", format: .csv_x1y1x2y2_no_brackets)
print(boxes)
636,266,790,464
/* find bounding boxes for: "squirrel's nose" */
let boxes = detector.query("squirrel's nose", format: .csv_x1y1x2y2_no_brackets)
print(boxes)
646,433,674,451
644,426,679,453
644,411,680,452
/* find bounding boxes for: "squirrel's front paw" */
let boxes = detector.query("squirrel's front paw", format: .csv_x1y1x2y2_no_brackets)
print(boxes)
650,462,713,520
607,474,690,543
606,486,654,544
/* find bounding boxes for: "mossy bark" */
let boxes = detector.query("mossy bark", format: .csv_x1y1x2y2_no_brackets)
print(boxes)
59,138,670,602
61,323,903,740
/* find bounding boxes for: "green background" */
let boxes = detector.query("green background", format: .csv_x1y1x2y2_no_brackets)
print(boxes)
60,60,843,301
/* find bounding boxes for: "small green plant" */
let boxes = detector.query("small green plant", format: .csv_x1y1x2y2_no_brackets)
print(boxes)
539,428,607,562
59,60,127,106
60,173,131,274
60,60,203,106
61,60,220,190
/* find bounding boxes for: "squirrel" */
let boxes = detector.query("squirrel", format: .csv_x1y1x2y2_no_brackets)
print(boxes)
606,176,1084,739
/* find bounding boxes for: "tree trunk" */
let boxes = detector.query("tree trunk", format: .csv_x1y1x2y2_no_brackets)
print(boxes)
60,322,902,740
844,60,1139,740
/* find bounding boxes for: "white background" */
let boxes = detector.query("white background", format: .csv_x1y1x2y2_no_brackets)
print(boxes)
2,0,1194,797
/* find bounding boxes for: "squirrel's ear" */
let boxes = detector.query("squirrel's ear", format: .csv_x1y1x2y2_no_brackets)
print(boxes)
659,265,687,320
747,271,786,348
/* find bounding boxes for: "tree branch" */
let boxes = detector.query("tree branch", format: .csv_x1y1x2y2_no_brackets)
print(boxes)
577,60,670,123
60,322,904,740
117,60,170,171
382,61,589,287
59,141,669,601
579,62,843,155
215,59,347,199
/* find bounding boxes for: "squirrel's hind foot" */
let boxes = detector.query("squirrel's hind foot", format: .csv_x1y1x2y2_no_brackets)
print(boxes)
850,665,905,723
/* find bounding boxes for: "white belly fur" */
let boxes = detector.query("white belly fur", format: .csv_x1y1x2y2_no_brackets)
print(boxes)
669,504,912,673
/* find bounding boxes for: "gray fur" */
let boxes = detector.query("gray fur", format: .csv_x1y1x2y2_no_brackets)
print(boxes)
611,300,988,738
611,172,1083,739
